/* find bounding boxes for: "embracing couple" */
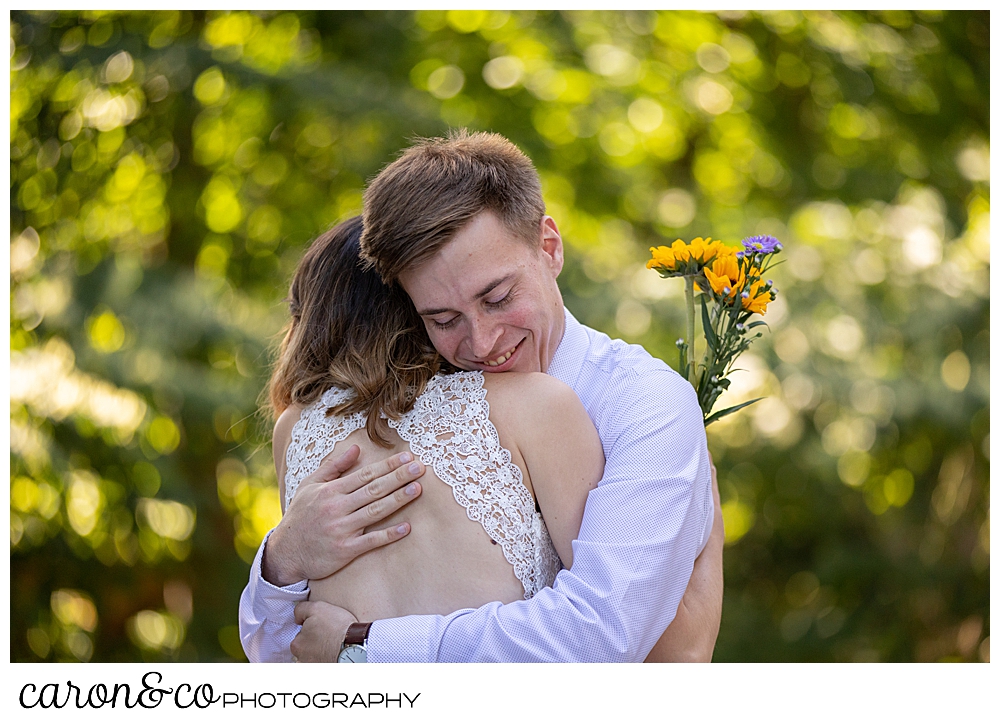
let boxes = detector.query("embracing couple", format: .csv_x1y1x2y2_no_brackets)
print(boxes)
239,130,723,663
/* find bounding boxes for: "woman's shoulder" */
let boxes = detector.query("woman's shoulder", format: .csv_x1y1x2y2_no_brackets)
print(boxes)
272,403,306,502
481,371,578,406
481,372,589,437
273,403,306,445
423,370,571,404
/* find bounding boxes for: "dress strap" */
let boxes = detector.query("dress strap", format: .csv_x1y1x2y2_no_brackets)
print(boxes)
283,387,366,508
388,371,552,599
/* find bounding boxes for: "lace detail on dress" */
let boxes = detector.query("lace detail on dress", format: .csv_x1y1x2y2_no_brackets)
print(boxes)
284,386,366,509
389,371,562,599
282,372,561,599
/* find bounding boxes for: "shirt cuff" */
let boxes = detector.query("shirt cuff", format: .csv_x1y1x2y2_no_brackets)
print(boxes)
366,615,444,663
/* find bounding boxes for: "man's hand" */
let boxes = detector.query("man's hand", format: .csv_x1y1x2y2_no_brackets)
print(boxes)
645,457,724,662
290,601,358,662
263,446,425,586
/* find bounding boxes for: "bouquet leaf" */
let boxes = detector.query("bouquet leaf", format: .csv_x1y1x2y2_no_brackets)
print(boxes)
704,397,764,426
700,295,718,353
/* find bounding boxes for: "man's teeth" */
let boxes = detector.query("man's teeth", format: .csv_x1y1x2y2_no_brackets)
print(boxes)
485,348,515,367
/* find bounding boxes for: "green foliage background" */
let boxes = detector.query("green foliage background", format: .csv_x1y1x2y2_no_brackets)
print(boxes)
10,10,989,663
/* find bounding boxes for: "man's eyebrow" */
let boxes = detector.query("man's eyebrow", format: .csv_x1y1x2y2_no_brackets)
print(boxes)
416,274,515,316
474,274,515,301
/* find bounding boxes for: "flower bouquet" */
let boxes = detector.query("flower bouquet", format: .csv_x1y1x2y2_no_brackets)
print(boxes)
647,235,782,425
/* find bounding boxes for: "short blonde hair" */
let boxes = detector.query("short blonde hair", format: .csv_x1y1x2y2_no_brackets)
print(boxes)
360,129,545,283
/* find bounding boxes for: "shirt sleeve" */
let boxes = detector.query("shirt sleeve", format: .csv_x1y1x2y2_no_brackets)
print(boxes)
368,369,714,662
238,529,310,663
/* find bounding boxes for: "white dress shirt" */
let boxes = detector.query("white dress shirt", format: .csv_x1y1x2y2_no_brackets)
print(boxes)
240,308,714,662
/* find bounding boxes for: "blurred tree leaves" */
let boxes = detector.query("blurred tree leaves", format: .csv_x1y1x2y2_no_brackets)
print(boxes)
10,10,988,662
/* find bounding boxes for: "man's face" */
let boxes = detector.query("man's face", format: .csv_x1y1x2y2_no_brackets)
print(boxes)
398,211,566,374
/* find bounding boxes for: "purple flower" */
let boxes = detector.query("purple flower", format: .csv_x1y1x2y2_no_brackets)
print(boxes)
742,235,782,254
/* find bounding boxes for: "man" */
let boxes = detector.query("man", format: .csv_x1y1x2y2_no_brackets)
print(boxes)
240,130,722,662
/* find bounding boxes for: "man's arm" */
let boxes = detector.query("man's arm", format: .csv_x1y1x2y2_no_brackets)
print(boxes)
295,370,714,662
240,529,309,662
645,461,724,662
238,447,426,662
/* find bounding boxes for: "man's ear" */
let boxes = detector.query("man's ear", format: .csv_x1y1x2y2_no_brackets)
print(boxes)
539,216,564,276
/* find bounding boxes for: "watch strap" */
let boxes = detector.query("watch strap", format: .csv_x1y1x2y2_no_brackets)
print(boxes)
344,622,373,647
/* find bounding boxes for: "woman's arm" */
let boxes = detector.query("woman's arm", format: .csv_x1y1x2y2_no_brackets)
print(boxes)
488,372,604,568
273,405,301,513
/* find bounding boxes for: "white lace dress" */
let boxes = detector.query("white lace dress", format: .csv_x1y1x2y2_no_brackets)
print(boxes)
283,370,562,599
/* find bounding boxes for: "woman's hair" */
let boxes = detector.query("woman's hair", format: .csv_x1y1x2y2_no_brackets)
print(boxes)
267,215,447,446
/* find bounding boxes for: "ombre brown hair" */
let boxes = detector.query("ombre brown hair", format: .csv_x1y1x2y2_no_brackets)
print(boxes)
267,216,447,446
360,129,545,284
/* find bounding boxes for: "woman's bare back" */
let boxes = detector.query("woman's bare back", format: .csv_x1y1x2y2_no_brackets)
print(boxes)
274,371,599,623
308,423,527,618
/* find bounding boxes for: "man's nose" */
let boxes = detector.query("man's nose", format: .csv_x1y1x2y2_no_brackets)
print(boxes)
468,316,502,359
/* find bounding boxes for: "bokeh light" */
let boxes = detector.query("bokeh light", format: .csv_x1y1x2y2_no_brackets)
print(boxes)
10,9,988,663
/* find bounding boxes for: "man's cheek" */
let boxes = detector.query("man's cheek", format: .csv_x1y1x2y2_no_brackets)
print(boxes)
426,331,465,369
501,304,534,330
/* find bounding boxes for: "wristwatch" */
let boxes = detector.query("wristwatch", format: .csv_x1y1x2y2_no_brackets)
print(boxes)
337,622,373,663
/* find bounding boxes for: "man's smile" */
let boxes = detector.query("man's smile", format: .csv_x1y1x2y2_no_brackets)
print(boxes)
398,212,567,375
482,339,523,368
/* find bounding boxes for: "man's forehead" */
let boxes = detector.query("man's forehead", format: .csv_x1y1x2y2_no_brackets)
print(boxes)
403,227,528,293
406,266,518,315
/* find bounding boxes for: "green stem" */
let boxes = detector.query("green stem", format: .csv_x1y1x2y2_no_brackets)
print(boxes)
685,276,697,387
704,302,718,381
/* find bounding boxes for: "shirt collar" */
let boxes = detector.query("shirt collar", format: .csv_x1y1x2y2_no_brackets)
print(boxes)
547,307,588,388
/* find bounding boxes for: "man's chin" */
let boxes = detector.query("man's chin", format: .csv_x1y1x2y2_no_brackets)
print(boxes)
455,360,539,374
482,358,541,374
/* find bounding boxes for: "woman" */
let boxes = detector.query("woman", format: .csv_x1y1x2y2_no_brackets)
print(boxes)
263,216,688,661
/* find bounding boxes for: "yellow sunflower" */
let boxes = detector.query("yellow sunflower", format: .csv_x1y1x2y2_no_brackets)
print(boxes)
703,253,745,299
647,237,734,272
741,279,771,314
646,245,677,270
